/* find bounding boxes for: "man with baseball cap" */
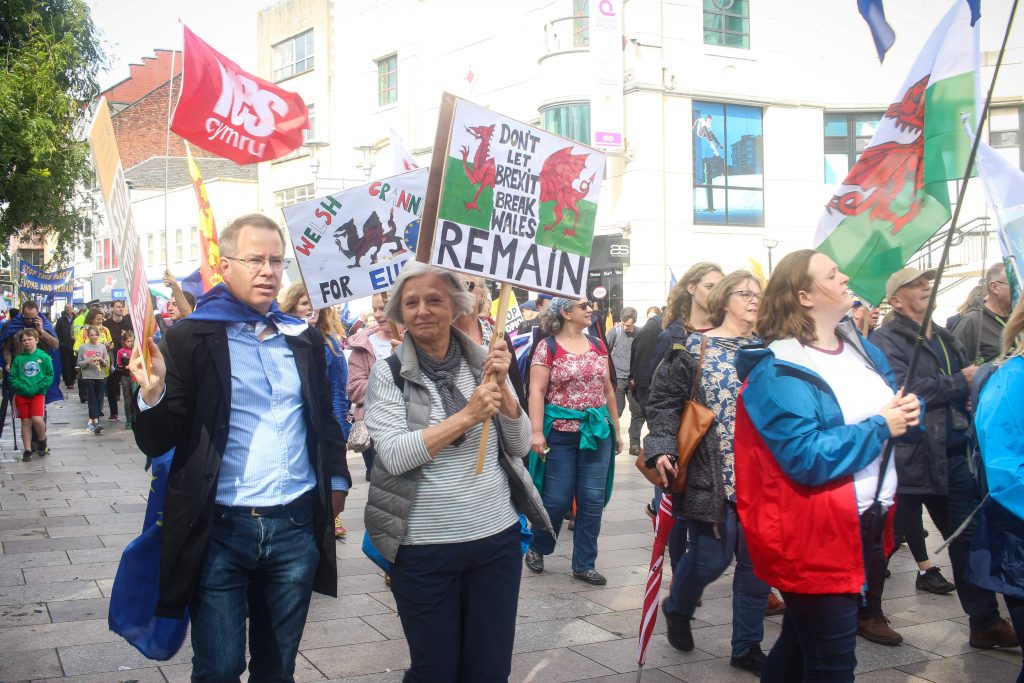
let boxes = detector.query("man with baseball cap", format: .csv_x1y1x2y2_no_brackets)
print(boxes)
870,267,1017,650
517,293,552,334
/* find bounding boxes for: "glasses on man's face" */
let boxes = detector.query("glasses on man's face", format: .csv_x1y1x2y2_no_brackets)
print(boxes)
730,290,761,303
463,281,477,292
224,256,292,274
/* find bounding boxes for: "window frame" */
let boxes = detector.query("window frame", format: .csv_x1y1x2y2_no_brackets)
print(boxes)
703,0,750,50
272,29,315,82
376,54,398,107
274,184,316,209
989,104,1023,170
92,239,119,271
572,0,590,49
692,100,765,227
823,111,885,184
540,101,592,145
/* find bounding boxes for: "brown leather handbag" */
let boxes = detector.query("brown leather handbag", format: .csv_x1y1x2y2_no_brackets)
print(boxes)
633,336,715,491
671,336,714,493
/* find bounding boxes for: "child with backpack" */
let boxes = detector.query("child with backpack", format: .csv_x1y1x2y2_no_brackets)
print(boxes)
9,328,53,461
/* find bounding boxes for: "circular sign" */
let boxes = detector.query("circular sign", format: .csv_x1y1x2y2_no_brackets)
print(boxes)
592,286,608,300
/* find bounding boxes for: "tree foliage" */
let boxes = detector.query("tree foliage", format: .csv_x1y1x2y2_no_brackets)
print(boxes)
0,0,106,264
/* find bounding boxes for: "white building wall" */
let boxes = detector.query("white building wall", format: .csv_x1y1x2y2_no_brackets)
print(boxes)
255,0,1021,314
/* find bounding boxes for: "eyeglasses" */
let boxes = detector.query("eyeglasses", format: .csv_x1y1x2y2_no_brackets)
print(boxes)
730,290,761,302
570,302,593,311
223,256,292,274
463,281,476,292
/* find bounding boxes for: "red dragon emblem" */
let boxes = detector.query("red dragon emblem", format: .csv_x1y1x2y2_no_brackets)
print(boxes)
333,208,407,268
459,125,497,212
539,147,595,237
826,75,930,235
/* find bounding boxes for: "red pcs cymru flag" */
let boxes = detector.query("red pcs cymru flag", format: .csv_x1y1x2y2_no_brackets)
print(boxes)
171,26,309,165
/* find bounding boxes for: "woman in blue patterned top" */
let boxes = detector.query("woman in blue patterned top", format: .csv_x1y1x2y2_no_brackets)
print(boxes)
643,269,772,675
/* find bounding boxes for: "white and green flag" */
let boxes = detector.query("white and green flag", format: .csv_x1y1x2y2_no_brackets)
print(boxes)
976,141,1024,305
816,1,980,304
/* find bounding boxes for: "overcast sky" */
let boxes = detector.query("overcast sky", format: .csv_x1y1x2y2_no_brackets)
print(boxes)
87,0,259,91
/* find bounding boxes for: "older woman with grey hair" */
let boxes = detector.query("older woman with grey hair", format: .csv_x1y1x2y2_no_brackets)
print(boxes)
363,262,551,683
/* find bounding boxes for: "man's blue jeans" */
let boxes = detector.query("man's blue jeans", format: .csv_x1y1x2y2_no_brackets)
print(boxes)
189,497,320,683
529,429,612,572
663,503,769,658
762,592,859,683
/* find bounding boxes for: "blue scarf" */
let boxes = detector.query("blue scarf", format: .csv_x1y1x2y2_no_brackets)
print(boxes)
187,284,308,336
1,313,63,403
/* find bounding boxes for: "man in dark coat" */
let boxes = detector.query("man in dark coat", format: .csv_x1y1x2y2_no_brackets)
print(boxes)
131,214,351,681
54,303,76,389
871,267,1016,650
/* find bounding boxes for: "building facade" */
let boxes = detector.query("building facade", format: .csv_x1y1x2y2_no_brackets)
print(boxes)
254,0,1022,316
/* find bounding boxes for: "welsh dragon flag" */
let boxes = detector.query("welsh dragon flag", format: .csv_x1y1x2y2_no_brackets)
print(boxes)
816,1,980,304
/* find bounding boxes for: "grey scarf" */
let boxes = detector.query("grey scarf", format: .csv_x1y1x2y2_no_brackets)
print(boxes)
415,336,469,446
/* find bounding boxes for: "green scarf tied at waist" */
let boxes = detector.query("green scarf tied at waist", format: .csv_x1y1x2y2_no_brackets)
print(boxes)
527,404,616,506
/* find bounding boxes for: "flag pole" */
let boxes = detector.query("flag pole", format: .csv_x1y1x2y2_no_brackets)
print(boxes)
873,0,1018,499
163,47,178,272
476,282,512,475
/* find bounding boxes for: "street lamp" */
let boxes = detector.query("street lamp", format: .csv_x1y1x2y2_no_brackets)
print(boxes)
354,144,376,179
304,138,329,193
763,238,779,275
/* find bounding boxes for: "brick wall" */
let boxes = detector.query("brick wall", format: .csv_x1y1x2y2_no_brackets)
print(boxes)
102,50,183,104
109,74,219,169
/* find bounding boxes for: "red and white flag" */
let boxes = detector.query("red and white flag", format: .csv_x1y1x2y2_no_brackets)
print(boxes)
390,128,419,174
171,25,309,165
638,492,675,674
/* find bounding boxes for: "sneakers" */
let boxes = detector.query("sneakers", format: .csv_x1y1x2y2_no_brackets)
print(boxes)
969,618,1018,649
92,423,104,434
644,503,656,519
87,422,96,433
572,569,607,586
334,515,346,540
36,441,48,458
22,450,32,462
765,591,786,616
629,444,641,456
662,602,694,651
108,414,119,422
857,615,903,646
916,567,956,595
524,549,544,573
125,421,132,429
730,643,766,675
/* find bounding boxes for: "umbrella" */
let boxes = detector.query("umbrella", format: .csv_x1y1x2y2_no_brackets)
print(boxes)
637,491,676,680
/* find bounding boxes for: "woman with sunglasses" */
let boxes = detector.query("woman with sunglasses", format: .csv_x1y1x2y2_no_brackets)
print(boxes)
524,297,620,585
646,270,771,674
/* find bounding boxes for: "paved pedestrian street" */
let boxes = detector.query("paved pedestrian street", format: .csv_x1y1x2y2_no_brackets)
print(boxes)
0,396,1019,682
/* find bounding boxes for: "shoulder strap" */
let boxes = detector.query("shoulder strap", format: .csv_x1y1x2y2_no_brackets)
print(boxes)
688,336,708,403
385,354,404,392
585,333,605,354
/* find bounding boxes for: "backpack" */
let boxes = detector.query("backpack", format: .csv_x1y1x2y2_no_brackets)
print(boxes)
521,333,606,402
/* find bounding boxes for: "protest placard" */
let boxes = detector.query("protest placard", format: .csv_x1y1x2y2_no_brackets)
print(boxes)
417,94,606,300
88,98,156,376
282,168,426,309
490,288,523,334
417,94,607,472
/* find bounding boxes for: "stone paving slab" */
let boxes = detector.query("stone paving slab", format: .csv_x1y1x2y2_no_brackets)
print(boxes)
0,396,1019,682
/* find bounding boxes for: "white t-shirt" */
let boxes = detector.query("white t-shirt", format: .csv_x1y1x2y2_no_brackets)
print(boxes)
369,332,393,361
803,339,897,513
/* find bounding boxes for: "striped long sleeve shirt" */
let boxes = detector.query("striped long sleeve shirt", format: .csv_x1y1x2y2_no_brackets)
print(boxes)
364,358,530,545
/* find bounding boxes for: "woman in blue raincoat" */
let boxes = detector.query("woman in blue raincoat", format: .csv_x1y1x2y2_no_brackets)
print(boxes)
971,297,1024,681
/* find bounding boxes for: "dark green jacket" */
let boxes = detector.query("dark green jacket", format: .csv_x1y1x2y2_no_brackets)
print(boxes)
10,349,54,397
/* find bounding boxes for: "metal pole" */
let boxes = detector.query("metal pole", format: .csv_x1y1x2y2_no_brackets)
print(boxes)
163,48,178,272
872,0,1019,502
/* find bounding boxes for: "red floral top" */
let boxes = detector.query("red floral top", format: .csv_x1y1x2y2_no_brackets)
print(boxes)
532,337,609,432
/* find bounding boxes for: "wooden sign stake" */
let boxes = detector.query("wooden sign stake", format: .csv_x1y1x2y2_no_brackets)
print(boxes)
475,282,512,474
